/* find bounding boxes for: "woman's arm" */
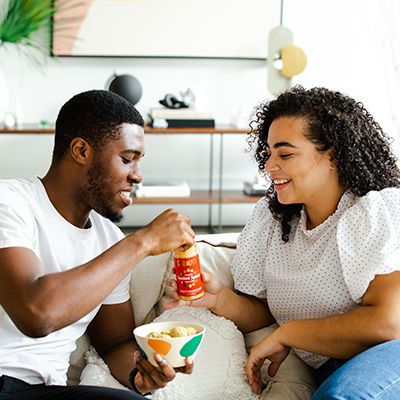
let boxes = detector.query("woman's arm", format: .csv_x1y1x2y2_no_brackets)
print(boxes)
213,286,274,333
246,271,400,393
166,271,275,333
278,270,400,358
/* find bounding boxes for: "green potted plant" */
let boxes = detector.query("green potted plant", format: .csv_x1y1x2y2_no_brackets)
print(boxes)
0,0,57,127
0,0,56,60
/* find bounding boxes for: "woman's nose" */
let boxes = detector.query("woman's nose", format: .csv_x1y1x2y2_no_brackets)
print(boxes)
265,156,279,174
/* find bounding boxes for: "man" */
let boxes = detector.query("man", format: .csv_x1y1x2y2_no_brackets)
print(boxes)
0,90,195,399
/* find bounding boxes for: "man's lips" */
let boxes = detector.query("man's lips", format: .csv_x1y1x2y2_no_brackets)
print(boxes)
119,190,133,206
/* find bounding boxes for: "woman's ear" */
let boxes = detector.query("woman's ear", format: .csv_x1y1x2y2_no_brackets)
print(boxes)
70,138,91,165
325,148,336,169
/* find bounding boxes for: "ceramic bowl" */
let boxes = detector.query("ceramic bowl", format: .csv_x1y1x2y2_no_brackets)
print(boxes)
133,321,205,367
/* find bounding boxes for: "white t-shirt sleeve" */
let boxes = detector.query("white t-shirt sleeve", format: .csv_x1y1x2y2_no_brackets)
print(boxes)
230,198,274,298
0,186,36,251
100,224,131,305
102,273,131,305
337,188,400,303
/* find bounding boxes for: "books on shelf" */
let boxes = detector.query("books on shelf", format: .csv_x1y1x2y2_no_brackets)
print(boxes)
149,108,214,120
158,119,215,128
149,107,215,128
133,181,191,198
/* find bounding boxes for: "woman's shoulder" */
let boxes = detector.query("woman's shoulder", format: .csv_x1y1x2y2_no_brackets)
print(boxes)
236,197,277,244
337,188,400,302
337,187,400,248
250,197,274,220
347,187,400,218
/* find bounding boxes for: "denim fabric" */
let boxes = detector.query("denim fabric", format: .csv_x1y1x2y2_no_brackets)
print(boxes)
312,339,400,399
314,358,348,387
0,375,145,399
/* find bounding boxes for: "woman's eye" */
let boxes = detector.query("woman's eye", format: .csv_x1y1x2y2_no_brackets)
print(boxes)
280,154,292,159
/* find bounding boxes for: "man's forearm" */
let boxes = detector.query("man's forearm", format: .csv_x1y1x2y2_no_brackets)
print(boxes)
103,339,139,388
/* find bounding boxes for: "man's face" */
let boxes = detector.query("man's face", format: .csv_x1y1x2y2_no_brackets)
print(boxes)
79,123,144,222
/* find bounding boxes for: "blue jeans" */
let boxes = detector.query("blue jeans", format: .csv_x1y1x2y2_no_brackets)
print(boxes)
312,339,400,399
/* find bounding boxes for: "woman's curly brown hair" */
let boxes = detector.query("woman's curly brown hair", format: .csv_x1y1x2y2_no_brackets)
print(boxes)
247,86,400,242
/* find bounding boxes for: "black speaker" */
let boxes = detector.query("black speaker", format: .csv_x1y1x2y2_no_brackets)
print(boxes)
108,74,142,105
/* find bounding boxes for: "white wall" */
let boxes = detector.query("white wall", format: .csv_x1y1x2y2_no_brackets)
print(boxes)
0,0,399,228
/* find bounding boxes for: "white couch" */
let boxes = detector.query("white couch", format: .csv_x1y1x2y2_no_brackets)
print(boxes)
67,233,317,399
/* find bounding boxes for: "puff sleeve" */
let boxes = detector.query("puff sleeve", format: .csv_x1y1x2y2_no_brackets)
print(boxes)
230,198,277,298
337,188,400,303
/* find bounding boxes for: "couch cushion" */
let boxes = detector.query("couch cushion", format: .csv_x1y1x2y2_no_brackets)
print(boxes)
151,307,258,400
130,251,171,326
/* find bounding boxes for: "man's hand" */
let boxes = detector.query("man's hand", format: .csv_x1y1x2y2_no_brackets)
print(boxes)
164,271,225,311
133,350,194,394
133,209,195,256
245,328,290,395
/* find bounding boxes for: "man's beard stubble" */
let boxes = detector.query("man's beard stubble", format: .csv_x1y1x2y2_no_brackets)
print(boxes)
79,161,123,223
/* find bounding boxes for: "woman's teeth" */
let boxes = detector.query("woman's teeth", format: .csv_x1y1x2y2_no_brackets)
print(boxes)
273,179,290,185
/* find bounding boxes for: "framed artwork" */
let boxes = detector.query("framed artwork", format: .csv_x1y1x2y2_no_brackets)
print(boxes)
52,0,280,59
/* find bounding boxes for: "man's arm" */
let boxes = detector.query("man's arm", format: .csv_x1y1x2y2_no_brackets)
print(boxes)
87,301,138,388
0,209,194,337
88,301,193,394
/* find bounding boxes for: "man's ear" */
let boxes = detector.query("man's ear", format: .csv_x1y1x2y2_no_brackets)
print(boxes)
70,137,92,165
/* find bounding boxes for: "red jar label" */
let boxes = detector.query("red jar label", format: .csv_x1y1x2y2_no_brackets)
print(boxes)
174,254,204,300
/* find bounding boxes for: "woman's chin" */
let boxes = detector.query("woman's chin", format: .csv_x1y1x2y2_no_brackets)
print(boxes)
276,194,295,205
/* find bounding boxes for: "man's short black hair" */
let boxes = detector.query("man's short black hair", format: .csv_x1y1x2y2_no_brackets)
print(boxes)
52,90,144,163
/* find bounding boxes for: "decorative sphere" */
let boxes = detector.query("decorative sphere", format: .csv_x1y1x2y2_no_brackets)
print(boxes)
108,74,142,105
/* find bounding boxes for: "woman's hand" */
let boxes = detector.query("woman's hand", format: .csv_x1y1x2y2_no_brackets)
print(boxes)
133,350,194,394
245,328,290,395
164,271,225,311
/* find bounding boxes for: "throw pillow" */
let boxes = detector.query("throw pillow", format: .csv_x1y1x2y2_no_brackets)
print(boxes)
67,333,91,386
151,306,258,400
79,346,128,391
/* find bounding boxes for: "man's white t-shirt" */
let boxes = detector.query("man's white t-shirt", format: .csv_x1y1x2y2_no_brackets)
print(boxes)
231,189,400,368
0,177,130,385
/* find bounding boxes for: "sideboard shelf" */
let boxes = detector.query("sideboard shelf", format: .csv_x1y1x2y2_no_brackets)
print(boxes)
0,124,248,135
1,124,261,231
133,190,261,204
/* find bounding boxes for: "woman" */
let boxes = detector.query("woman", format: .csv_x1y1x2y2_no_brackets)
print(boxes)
167,86,400,399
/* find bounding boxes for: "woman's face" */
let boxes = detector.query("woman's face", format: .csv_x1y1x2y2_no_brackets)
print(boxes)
265,116,339,207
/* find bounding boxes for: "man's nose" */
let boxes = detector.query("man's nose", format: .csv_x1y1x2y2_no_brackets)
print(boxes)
129,164,142,184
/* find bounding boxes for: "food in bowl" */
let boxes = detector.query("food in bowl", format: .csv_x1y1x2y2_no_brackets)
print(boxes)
147,326,199,338
134,321,205,367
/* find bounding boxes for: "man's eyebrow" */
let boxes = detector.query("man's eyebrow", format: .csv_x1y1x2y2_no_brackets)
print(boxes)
122,149,145,157
267,141,298,149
